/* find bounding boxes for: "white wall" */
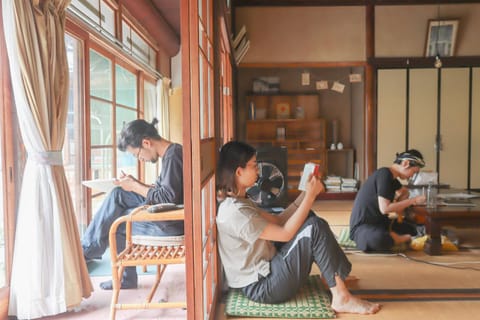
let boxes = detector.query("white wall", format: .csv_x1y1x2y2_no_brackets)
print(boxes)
236,6,366,62
236,4,480,63
376,4,480,57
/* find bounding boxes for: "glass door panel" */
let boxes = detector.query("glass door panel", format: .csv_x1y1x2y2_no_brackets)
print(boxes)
90,99,113,145
115,64,137,108
115,107,137,176
90,50,112,100
65,33,85,232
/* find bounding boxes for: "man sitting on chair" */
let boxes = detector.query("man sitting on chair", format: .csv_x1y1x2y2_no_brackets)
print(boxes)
82,118,184,290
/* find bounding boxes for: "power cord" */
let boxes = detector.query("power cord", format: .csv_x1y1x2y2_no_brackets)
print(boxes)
346,251,480,271
397,252,480,271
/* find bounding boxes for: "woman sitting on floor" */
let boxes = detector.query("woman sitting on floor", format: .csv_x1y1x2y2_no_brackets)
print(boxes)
216,141,380,315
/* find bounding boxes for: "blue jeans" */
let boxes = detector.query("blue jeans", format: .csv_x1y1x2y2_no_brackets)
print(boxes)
82,187,184,282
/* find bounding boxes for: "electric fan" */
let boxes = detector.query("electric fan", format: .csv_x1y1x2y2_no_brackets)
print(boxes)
246,146,288,207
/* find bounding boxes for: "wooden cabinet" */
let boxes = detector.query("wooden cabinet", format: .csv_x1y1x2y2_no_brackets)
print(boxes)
327,148,355,178
246,118,327,198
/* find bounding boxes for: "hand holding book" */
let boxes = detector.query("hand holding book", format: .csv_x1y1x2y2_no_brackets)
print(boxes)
298,162,323,192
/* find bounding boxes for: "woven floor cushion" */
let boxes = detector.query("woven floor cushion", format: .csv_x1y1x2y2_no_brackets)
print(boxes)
225,274,335,319
336,227,357,249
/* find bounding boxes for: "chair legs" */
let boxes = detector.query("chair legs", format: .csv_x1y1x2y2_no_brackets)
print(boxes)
109,263,186,319
146,264,167,302
109,265,124,320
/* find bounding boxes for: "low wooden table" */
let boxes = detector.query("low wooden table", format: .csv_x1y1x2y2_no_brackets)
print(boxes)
412,194,480,255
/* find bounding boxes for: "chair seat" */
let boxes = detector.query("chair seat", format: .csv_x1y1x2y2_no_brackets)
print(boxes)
132,234,185,246
117,237,185,267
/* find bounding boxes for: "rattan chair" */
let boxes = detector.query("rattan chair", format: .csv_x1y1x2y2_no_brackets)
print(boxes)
108,205,186,320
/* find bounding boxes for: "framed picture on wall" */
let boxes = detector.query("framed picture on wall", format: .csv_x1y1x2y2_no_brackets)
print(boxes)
425,19,459,57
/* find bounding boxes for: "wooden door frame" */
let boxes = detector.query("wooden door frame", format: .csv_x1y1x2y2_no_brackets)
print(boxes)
0,2,18,316
181,0,222,318
180,0,197,318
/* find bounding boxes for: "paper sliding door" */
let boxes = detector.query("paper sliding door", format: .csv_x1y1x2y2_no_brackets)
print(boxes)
377,69,407,168
408,69,438,173
377,67,479,189
472,68,480,189
439,68,470,189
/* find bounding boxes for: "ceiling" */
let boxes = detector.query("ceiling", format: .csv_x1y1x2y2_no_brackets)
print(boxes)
150,0,180,37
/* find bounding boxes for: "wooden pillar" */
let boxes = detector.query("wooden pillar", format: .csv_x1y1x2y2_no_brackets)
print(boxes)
365,3,376,177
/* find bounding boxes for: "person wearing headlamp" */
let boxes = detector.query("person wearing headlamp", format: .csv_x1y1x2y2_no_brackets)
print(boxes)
349,150,426,252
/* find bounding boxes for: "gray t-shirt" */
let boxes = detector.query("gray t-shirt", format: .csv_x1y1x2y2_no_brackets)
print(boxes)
216,197,276,288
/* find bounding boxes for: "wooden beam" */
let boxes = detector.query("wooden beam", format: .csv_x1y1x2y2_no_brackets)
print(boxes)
369,56,480,68
239,61,366,68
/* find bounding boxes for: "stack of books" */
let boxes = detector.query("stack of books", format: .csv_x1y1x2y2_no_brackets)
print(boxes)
341,178,358,192
233,25,250,65
323,176,342,192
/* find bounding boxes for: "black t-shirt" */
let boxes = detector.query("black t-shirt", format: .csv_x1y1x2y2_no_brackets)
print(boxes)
349,167,402,238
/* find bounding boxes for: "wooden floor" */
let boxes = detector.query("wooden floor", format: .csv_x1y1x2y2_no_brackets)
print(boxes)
217,200,480,320
36,200,480,319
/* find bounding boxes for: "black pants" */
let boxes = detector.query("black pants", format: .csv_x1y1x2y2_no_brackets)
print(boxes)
242,214,352,304
352,220,417,252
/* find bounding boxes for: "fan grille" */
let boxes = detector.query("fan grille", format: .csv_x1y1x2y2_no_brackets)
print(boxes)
247,161,285,207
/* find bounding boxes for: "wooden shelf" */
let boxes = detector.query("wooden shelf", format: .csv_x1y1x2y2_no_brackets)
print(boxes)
246,93,331,194
327,148,355,178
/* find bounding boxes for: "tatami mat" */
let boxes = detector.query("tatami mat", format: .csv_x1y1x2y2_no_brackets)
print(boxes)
220,199,480,319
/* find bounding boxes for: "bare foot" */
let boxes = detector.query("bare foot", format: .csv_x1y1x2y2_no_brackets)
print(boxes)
331,295,381,315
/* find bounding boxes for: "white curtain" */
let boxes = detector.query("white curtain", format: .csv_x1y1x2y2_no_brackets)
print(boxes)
157,77,171,139
3,0,92,318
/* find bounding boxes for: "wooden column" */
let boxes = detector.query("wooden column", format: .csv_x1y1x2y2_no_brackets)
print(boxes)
365,3,376,177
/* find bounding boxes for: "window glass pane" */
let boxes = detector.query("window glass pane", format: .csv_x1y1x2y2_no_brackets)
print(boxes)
132,30,150,64
90,147,112,217
90,99,113,145
91,148,113,180
65,34,85,232
116,107,137,176
149,47,156,68
144,81,157,121
121,21,131,51
199,54,205,138
115,64,137,108
144,81,159,184
100,1,115,36
116,107,137,137
70,0,99,24
90,49,112,100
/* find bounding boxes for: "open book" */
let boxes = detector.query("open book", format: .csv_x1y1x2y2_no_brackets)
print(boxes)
82,179,117,193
